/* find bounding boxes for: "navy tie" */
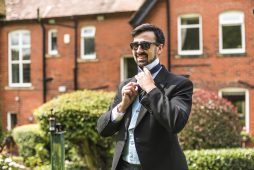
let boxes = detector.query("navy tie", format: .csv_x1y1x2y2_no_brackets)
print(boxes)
137,63,161,101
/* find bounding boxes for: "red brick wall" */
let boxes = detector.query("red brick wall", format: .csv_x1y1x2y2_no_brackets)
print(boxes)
140,0,254,134
0,0,253,135
170,0,254,133
0,23,43,127
77,14,134,91
0,13,134,128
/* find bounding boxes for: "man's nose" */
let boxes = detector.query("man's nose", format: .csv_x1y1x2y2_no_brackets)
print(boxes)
136,45,144,53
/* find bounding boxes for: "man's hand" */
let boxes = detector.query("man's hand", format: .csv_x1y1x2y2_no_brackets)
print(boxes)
117,82,138,113
135,67,156,93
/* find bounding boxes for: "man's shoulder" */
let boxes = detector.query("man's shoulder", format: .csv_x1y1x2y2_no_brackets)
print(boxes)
160,66,190,82
158,67,193,89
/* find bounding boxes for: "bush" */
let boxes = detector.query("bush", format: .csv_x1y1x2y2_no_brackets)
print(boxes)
33,90,115,170
185,148,254,170
0,154,26,169
179,89,242,150
12,124,50,168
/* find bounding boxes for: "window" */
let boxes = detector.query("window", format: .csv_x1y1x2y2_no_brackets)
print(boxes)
120,56,136,81
8,30,31,87
81,26,96,59
48,29,58,55
178,14,202,56
219,11,245,54
7,112,17,131
219,88,249,132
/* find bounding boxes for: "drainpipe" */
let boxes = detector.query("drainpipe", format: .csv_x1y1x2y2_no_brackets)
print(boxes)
166,0,171,71
73,18,78,90
37,9,47,102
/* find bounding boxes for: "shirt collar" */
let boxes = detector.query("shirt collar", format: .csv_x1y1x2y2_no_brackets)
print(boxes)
137,58,160,73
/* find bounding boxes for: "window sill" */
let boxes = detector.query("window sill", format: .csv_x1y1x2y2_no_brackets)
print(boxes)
217,53,247,57
46,54,61,58
78,58,99,63
5,86,35,90
175,54,207,58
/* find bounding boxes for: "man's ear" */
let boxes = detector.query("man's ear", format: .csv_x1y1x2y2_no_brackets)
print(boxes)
157,44,164,55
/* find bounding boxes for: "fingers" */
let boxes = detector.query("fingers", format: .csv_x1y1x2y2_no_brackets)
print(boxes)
143,67,150,75
122,82,138,97
135,67,155,92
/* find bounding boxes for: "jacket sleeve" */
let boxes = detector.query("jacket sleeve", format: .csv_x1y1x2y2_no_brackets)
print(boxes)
141,78,193,134
96,82,124,137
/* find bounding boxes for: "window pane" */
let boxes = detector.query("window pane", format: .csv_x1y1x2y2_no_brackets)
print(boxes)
10,114,17,129
222,92,245,126
84,38,95,55
181,28,200,50
126,58,136,78
222,25,242,49
181,17,199,25
11,48,19,61
11,32,19,45
22,48,30,60
12,64,20,83
22,32,30,45
51,32,57,51
83,28,95,36
23,64,30,83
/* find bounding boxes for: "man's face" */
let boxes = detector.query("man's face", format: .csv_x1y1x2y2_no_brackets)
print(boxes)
131,31,162,68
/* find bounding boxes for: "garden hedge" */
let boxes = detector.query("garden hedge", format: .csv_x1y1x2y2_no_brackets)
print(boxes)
33,90,115,170
185,148,254,170
180,89,242,149
12,124,49,167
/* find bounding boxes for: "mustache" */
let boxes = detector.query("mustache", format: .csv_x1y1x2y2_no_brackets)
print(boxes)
136,52,148,56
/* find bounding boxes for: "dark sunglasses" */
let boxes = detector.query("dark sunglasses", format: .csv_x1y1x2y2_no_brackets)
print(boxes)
130,41,160,50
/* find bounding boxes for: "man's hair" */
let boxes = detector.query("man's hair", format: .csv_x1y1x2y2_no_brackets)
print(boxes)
131,23,165,45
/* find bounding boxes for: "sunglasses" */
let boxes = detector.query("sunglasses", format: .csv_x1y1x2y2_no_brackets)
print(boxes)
130,41,160,50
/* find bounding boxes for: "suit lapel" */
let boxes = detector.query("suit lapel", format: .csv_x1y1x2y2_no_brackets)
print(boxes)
135,105,147,127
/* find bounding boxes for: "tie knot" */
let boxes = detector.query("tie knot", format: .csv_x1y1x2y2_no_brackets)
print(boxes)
138,63,161,75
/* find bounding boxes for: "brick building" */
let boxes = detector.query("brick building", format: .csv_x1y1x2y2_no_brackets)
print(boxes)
0,0,253,136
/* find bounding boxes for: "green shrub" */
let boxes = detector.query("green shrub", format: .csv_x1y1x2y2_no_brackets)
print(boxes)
185,148,254,170
12,124,50,167
179,89,242,149
0,154,26,169
33,90,115,170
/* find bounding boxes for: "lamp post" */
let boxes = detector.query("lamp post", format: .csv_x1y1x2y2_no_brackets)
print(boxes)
49,109,65,170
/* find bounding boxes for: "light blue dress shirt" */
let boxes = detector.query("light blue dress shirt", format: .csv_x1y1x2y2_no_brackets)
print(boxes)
122,58,161,164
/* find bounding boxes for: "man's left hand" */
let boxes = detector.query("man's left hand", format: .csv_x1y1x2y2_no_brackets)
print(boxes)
135,67,156,93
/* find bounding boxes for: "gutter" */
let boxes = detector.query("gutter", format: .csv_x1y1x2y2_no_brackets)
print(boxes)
166,0,171,71
73,17,78,90
37,9,47,103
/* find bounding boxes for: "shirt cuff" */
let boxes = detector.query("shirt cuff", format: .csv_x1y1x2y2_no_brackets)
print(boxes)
111,105,125,122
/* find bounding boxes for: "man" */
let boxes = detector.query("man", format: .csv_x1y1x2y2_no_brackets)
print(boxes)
97,23,193,170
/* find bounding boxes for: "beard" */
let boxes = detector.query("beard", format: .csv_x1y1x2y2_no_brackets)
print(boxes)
134,52,156,68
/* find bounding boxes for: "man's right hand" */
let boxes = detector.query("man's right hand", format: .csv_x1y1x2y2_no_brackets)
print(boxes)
117,82,138,113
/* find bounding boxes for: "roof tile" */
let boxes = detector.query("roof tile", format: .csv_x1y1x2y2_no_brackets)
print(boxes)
5,0,145,20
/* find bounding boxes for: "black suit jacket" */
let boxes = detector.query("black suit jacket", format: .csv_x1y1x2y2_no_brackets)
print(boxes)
97,66,193,170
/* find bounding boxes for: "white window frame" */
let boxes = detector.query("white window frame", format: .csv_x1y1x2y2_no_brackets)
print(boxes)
8,30,31,87
48,29,58,55
177,14,203,56
7,112,17,131
120,55,133,81
218,88,250,132
219,11,245,54
81,26,96,60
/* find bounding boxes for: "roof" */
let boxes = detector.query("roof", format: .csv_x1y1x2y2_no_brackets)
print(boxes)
4,0,145,21
129,0,158,27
